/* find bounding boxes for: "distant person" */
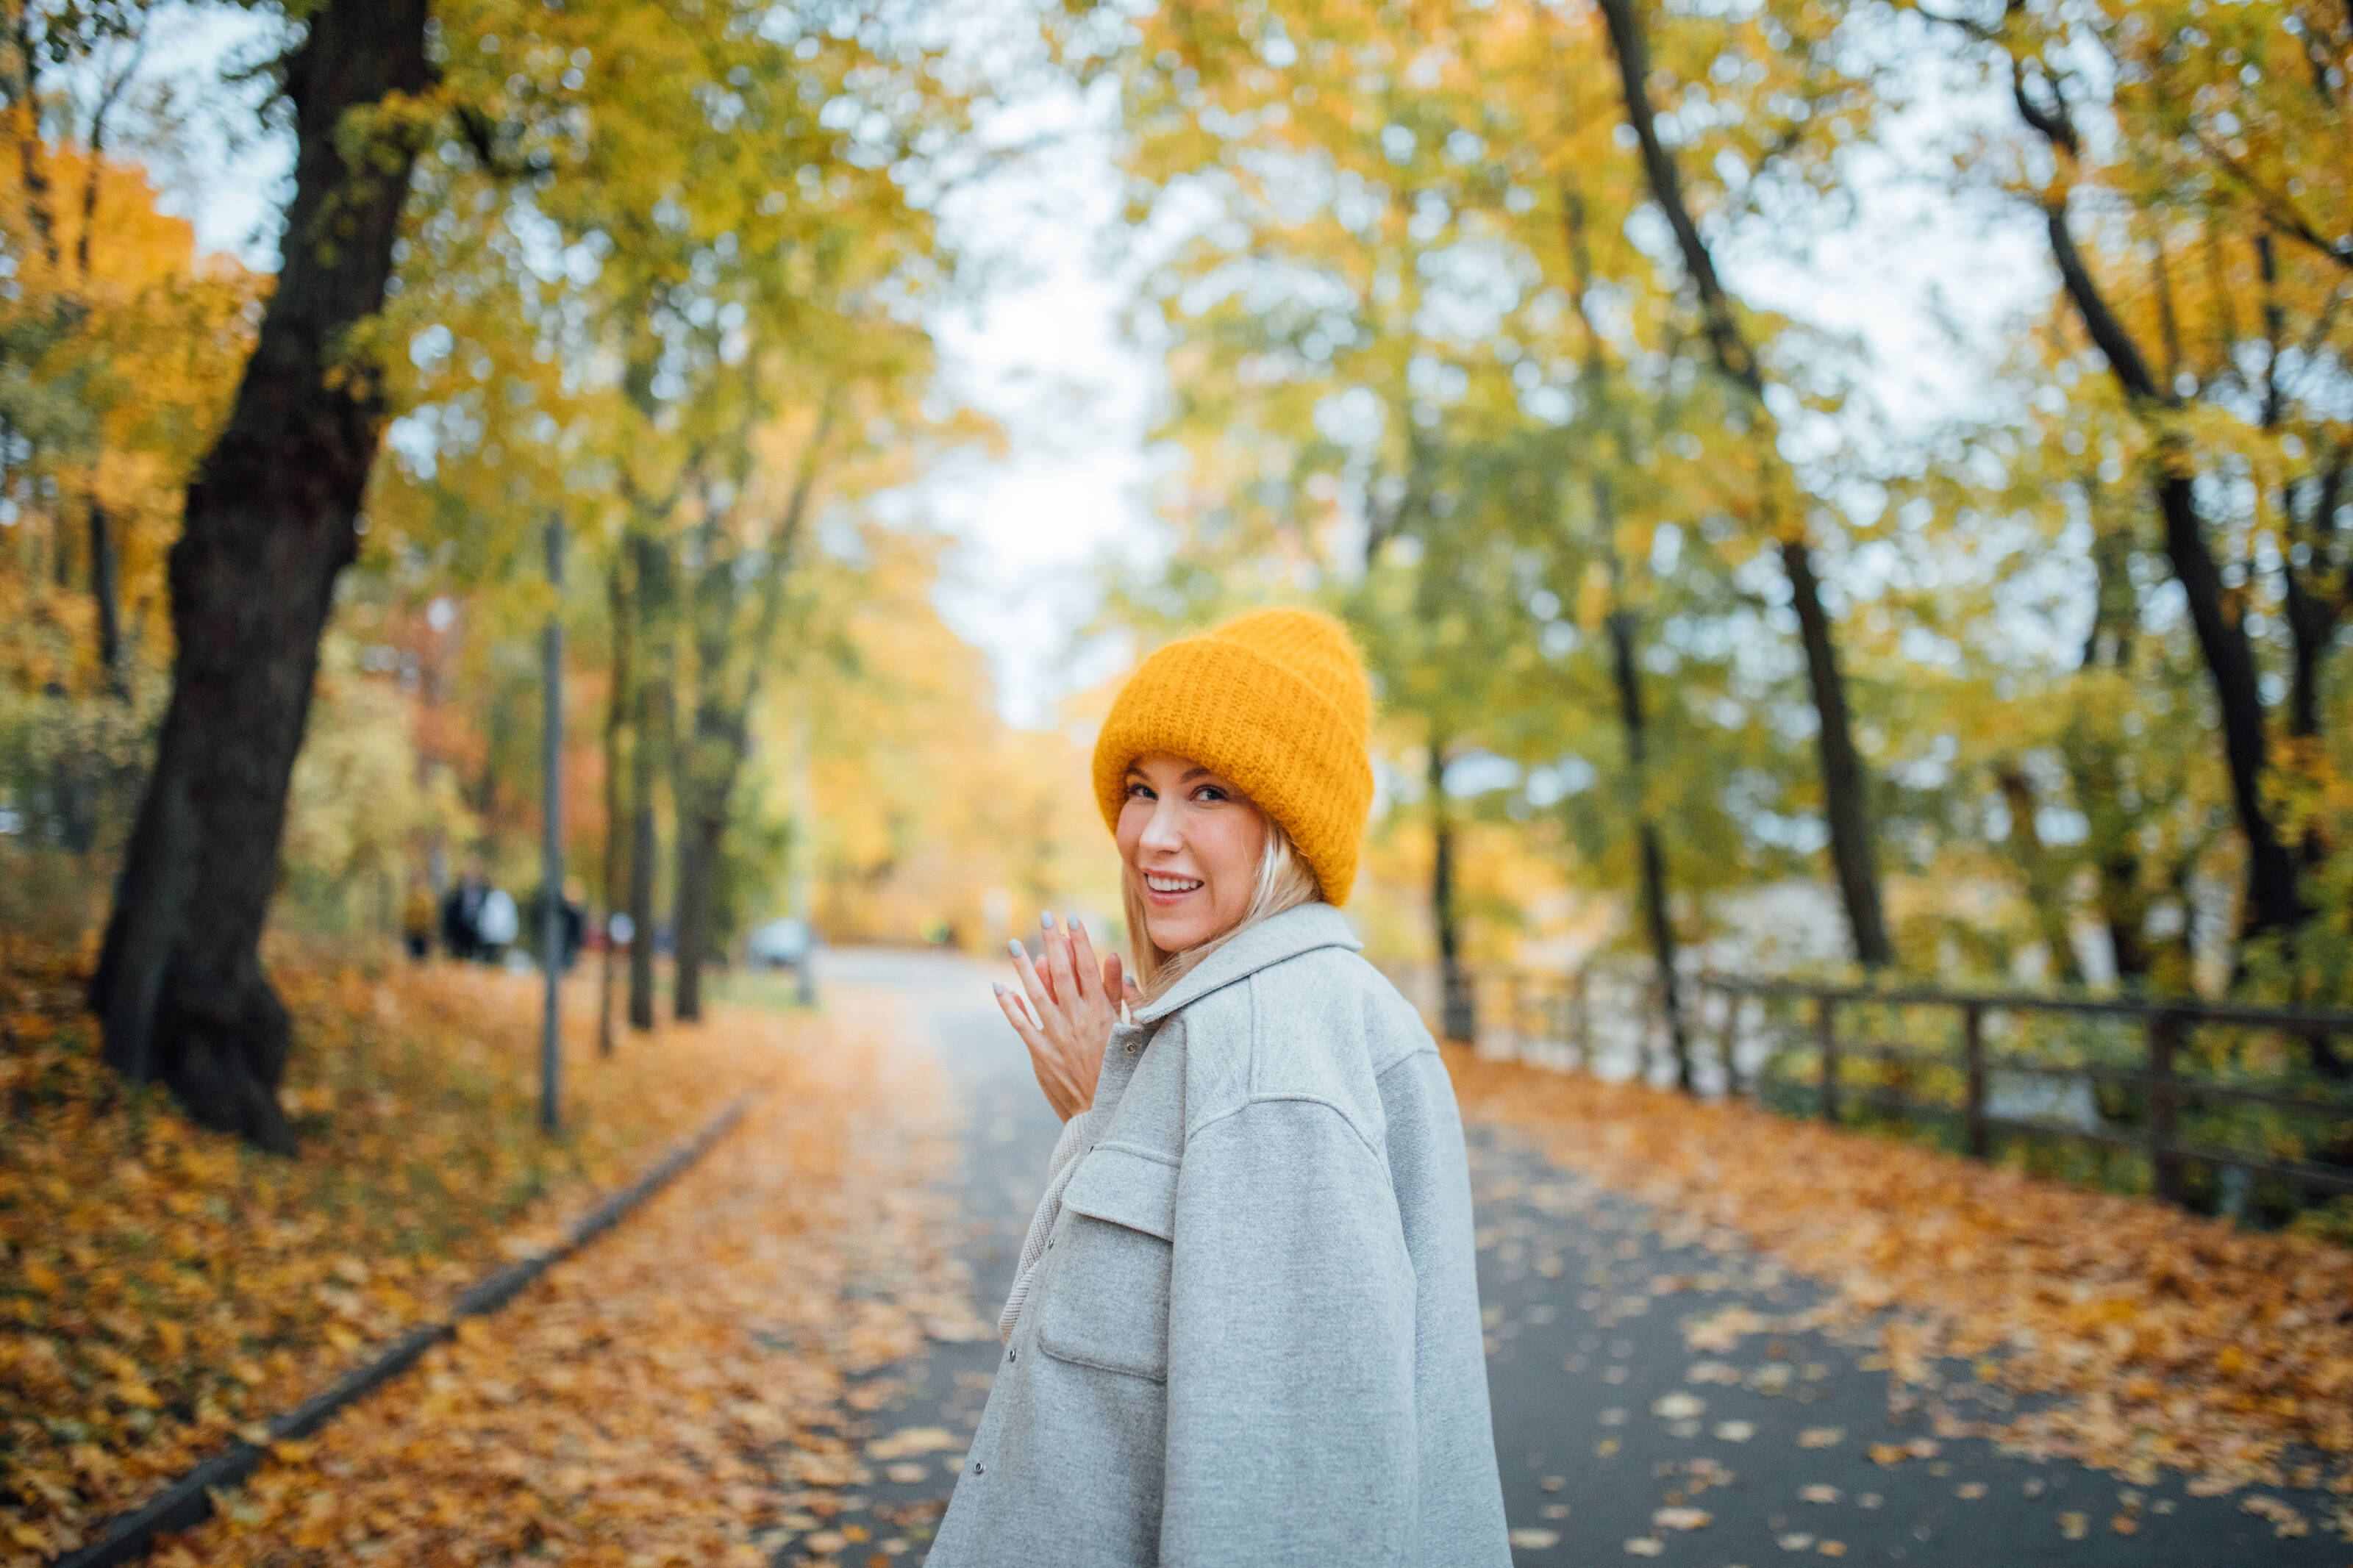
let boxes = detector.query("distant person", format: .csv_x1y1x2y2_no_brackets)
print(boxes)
401,878,435,963
530,881,587,970
476,885,519,962
932,609,1509,1566
440,864,490,962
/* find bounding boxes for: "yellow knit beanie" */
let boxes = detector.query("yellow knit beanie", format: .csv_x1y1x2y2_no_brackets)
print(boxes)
1092,607,1375,906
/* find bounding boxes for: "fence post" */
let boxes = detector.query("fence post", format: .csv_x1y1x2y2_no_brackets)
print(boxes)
1817,993,1840,1125
1962,1002,1987,1160
2147,1009,2183,1204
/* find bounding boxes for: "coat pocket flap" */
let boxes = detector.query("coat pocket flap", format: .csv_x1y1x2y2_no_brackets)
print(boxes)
1060,1145,1178,1242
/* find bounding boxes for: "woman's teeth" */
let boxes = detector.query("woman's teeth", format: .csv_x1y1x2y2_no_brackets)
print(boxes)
1146,874,1203,893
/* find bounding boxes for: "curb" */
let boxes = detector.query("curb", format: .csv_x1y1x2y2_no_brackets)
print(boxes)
53,1094,758,1568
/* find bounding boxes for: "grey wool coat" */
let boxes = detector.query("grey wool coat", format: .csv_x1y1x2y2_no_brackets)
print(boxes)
927,902,1511,1568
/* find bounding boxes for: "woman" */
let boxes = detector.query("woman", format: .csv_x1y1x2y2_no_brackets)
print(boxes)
928,609,1510,1567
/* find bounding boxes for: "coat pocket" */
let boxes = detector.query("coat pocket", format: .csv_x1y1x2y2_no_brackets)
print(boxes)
1036,1145,1178,1383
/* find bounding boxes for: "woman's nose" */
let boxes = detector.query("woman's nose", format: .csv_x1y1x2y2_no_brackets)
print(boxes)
1138,798,1185,854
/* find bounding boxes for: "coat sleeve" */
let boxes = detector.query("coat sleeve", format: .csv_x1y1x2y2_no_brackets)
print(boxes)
1160,1097,1419,1567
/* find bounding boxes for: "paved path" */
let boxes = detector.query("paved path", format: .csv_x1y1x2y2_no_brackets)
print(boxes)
787,949,2343,1566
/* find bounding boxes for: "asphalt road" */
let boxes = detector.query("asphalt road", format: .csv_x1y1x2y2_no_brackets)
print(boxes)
782,948,2343,1567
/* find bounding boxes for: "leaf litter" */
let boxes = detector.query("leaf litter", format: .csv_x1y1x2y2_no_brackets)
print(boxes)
139,986,985,1565
1447,1048,2353,1514
2,948,804,1564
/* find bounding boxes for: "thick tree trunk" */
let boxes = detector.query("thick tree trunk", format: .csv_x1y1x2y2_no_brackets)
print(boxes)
1593,0,1893,968
87,1,429,1151
1429,742,1474,1043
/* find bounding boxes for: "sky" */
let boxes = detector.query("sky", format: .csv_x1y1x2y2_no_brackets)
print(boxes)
146,3,2056,733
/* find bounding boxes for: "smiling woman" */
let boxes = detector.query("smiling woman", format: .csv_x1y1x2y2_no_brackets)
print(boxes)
944,607,1511,1568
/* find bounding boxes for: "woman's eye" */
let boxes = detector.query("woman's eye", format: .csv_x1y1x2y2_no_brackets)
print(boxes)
1196,787,1227,803
1126,781,1154,799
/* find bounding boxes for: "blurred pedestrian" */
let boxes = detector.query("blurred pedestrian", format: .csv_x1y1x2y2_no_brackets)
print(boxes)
476,884,519,963
934,609,1509,1567
532,880,586,971
440,862,490,962
400,878,435,964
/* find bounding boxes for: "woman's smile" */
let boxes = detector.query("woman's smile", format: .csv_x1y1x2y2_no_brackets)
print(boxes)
1143,871,1205,900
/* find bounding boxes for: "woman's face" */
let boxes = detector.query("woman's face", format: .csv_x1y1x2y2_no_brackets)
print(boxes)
1117,752,1268,954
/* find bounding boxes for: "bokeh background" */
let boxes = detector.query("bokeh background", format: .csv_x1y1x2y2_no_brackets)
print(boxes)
4,1,2352,1561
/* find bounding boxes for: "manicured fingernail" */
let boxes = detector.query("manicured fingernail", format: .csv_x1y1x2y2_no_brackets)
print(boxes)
991,981,1004,996
1040,911,1055,929
1009,939,1024,959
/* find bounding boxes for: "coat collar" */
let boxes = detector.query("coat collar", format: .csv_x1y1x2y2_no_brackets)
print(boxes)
1132,901,1362,1025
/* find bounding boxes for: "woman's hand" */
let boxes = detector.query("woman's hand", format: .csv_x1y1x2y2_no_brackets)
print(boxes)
994,913,1129,1123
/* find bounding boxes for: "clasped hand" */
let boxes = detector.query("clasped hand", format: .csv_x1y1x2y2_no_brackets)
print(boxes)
993,914,1138,1123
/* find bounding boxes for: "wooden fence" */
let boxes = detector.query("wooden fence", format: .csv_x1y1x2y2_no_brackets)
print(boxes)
1452,964,2353,1214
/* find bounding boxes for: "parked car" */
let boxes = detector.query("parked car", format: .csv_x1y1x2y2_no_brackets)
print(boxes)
746,917,818,1006
746,917,814,968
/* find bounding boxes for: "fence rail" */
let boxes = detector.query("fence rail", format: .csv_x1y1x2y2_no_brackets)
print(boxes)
1445,962,2353,1216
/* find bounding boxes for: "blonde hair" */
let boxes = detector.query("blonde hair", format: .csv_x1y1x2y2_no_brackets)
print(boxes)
1124,812,1321,1003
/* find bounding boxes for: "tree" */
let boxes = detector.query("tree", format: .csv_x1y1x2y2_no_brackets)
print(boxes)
1593,0,1896,970
90,1,429,1150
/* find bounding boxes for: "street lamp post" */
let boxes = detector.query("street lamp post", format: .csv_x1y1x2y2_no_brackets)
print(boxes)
540,513,565,1134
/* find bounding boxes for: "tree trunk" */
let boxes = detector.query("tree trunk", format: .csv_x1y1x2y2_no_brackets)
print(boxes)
1780,537,1895,966
598,548,634,1056
1560,183,1693,1081
671,798,723,1022
671,409,831,1020
668,598,726,1024
1999,48,2306,940
626,530,674,1032
1429,741,1474,1043
2067,493,2150,983
86,1,429,1150
1995,765,2085,986
1604,606,1692,1089
1593,0,1893,968
88,496,123,697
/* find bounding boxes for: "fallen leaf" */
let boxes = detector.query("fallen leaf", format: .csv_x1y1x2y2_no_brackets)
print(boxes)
1624,1537,1663,1556
1797,1427,1843,1448
1800,1484,1840,1504
1509,1528,1561,1548
1714,1420,1756,1442
1653,1506,1711,1531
